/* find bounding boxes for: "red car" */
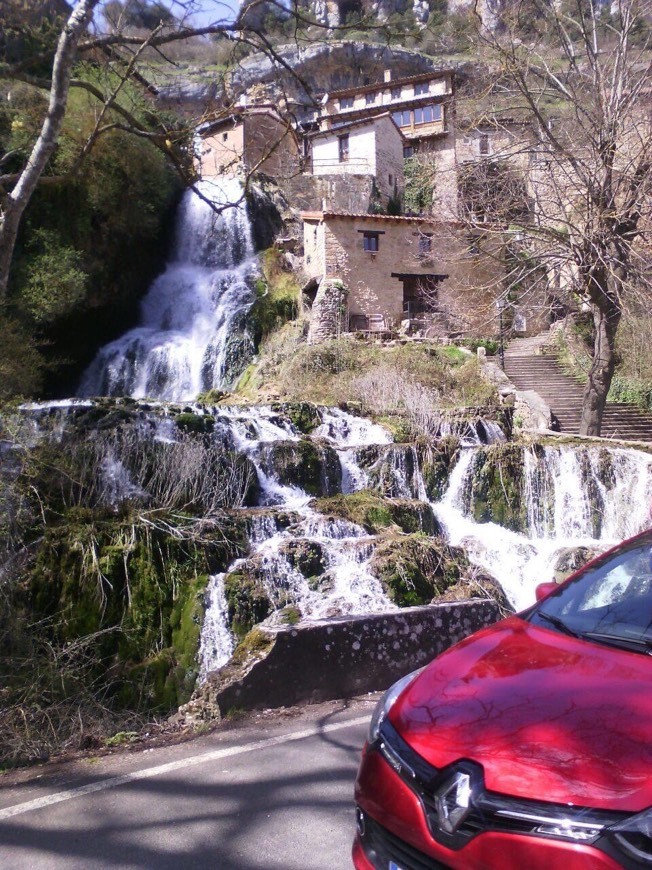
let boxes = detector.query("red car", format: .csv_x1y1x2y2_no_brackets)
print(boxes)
353,529,652,870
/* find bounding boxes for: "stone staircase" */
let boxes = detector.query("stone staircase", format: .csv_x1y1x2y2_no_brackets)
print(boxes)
503,336,652,443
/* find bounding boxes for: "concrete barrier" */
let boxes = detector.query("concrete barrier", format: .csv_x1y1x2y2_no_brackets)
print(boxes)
212,599,503,713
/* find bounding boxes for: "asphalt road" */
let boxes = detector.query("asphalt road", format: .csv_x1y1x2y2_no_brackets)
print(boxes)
0,697,376,870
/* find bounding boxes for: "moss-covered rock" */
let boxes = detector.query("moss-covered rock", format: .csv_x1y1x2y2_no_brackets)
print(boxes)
551,546,601,583
279,539,327,579
174,412,215,434
469,444,526,532
312,490,437,535
417,436,460,502
357,444,422,499
370,534,470,606
25,514,248,711
261,439,341,497
312,491,392,533
271,401,322,434
223,569,272,639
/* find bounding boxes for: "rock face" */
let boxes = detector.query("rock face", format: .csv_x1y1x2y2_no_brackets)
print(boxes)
231,42,443,111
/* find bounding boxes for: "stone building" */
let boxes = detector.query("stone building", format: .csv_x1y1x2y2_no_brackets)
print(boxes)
319,69,453,148
308,113,405,207
196,106,301,178
302,210,503,340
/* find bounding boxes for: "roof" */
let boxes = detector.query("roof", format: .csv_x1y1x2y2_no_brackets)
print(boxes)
197,105,286,134
308,112,406,140
322,69,454,101
301,211,462,228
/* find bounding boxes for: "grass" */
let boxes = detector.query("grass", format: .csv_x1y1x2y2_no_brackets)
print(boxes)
237,331,498,412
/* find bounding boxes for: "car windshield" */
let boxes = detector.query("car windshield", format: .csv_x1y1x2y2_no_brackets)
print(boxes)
530,535,652,654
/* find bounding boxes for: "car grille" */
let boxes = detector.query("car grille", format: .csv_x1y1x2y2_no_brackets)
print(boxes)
377,719,625,851
358,810,451,870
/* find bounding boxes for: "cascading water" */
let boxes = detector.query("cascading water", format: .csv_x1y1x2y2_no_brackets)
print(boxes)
39,167,650,680
435,444,652,612
79,177,258,401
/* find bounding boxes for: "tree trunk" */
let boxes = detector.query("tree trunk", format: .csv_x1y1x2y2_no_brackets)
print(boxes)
0,0,99,298
579,301,621,437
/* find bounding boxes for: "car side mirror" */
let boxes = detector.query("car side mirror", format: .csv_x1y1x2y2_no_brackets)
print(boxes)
535,582,559,602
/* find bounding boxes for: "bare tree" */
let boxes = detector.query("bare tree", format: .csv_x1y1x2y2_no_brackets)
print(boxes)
466,0,652,435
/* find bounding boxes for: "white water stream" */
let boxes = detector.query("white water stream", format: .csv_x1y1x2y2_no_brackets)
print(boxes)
436,445,652,612
79,178,258,401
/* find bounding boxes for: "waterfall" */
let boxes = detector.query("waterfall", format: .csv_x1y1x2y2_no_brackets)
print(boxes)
14,396,652,681
436,444,652,611
79,177,258,402
198,574,235,678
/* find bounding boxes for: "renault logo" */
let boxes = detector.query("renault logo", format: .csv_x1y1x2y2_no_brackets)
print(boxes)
433,771,472,834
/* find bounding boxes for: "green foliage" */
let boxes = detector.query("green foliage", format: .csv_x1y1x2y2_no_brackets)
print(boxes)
607,375,652,412
3,73,181,396
0,312,44,399
248,248,300,343
404,155,435,214
13,229,86,325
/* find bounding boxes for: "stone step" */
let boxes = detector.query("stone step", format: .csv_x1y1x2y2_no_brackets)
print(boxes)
503,338,652,441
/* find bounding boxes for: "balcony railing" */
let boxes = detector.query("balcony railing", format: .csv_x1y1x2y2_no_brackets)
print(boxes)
311,157,373,172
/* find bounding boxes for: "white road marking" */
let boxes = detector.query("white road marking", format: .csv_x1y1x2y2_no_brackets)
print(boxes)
0,715,369,820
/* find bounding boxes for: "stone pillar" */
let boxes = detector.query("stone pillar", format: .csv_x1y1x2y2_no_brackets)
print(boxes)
307,278,348,344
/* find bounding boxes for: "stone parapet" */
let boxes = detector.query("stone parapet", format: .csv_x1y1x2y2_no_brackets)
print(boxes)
209,599,503,714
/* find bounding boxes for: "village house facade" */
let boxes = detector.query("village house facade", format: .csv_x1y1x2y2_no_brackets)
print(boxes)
301,211,504,340
318,69,453,145
309,113,405,207
196,105,301,178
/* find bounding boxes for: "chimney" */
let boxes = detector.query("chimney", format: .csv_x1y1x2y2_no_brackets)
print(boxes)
384,69,392,83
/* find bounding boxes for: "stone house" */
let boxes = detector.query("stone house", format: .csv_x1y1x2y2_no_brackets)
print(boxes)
196,105,301,178
308,113,405,207
301,210,505,341
319,69,453,146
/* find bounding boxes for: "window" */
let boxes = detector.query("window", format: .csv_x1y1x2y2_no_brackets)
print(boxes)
388,173,394,186
363,232,380,252
339,96,354,109
414,105,443,125
338,134,349,162
479,134,490,155
414,81,429,96
365,92,377,105
403,145,414,159
391,86,402,99
418,234,433,255
392,110,411,127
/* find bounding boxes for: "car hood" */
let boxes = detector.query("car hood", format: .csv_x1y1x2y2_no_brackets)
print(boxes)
391,616,652,811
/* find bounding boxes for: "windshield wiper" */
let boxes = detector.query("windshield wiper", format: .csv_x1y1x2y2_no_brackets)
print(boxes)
581,631,652,656
536,611,583,638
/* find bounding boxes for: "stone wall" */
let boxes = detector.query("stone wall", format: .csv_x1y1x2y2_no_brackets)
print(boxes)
307,277,347,343
209,599,503,713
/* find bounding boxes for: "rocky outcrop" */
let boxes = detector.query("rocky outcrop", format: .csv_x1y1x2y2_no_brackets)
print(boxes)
230,42,444,111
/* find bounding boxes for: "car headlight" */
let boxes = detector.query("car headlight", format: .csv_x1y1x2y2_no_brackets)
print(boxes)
609,807,652,863
368,667,424,743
